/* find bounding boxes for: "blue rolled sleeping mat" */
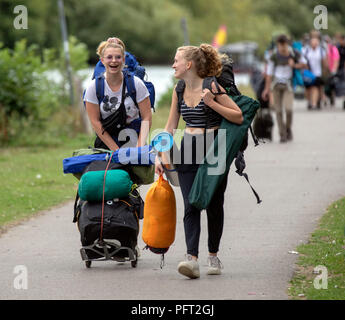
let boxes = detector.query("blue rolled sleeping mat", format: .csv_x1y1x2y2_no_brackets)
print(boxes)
63,145,155,175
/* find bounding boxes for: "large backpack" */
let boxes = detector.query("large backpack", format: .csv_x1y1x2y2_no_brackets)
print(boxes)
84,51,155,111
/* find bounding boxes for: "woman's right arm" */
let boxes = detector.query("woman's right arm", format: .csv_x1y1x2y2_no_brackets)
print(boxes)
155,86,180,175
85,101,119,151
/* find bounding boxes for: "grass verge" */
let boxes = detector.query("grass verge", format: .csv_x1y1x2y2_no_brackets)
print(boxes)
0,134,94,231
288,197,345,300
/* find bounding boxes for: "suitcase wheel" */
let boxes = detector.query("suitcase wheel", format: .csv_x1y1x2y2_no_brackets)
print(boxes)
131,253,138,268
131,260,137,268
85,261,92,268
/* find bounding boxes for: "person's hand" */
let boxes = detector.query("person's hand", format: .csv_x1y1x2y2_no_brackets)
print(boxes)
288,58,295,68
155,157,164,176
201,88,215,107
262,89,270,101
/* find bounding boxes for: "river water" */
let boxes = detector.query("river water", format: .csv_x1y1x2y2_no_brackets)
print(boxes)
54,66,250,104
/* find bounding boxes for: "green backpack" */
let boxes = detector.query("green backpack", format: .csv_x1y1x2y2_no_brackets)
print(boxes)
78,169,133,202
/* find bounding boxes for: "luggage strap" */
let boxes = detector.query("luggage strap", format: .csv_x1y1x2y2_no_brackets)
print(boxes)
235,151,262,204
73,193,80,223
100,151,115,241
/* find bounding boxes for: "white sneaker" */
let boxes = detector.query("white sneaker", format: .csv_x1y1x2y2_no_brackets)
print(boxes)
207,256,223,275
177,254,200,279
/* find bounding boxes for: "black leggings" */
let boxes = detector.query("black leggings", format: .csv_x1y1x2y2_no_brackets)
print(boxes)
178,169,228,258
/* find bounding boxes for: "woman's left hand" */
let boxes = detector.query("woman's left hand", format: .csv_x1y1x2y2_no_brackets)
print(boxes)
201,88,215,107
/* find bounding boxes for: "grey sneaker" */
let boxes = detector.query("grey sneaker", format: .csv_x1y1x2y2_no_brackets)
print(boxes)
177,254,200,279
207,256,223,275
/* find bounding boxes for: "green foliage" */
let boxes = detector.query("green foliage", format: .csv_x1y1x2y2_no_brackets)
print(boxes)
44,35,89,73
0,36,90,145
63,0,187,64
0,39,60,144
1,0,344,64
255,0,345,39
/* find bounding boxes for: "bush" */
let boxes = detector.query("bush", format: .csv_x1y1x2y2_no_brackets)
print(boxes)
0,40,60,143
0,36,90,146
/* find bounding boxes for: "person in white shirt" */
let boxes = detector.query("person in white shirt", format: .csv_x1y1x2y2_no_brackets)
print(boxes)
83,37,152,150
262,35,307,142
302,35,328,110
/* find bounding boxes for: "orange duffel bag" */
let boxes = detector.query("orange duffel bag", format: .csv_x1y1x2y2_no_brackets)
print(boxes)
142,175,176,256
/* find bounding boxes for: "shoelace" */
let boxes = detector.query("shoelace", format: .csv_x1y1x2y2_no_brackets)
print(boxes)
208,256,223,269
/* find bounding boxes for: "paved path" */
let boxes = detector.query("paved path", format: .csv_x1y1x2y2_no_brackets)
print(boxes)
1,98,345,300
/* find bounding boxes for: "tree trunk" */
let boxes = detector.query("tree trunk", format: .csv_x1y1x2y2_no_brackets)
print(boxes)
0,104,9,143
73,76,93,135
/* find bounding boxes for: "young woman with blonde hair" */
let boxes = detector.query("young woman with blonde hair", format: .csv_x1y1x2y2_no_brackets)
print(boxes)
155,44,243,279
83,37,152,150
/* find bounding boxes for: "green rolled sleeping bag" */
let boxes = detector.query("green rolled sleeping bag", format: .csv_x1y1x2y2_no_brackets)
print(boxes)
78,169,133,201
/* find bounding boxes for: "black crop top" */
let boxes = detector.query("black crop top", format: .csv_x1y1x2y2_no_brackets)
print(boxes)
179,99,222,128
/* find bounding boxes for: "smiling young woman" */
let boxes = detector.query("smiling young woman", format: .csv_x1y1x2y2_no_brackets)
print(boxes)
156,44,243,279
83,37,152,151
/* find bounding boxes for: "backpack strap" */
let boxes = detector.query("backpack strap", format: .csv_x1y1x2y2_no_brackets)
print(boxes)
235,151,262,204
123,70,139,108
203,76,224,95
175,80,186,113
95,74,105,106
92,60,106,80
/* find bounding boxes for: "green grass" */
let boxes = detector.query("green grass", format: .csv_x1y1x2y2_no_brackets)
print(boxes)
288,197,345,300
0,134,95,229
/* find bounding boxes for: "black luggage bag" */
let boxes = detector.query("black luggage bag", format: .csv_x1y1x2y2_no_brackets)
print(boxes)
73,160,144,268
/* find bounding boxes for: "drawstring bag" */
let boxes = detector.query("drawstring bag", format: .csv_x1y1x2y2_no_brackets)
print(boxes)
142,175,176,267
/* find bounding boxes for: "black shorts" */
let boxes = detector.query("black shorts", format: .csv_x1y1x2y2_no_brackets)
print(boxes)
305,76,324,88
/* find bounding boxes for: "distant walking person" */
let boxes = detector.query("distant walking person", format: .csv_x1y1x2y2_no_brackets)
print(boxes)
324,35,340,106
336,35,345,109
302,34,328,110
262,34,307,142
